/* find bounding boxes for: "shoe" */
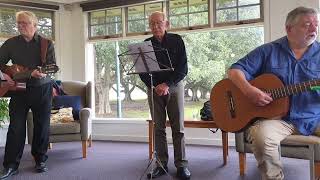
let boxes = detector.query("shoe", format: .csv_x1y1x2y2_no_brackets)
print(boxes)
35,162,48,173
176,167,191,180
0,167,18,179
147,166,168,179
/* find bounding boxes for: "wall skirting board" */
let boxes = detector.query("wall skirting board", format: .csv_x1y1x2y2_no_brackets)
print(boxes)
0,120,235,147
92,119,235,147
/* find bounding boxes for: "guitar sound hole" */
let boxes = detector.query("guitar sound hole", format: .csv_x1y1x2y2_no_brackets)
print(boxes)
227,91,236,118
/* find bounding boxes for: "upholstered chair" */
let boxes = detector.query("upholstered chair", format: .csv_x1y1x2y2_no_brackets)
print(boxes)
235,131,320,180
27,81,93,158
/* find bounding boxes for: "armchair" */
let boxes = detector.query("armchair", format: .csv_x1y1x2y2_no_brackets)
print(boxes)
27,81,93,158
235,131,320,180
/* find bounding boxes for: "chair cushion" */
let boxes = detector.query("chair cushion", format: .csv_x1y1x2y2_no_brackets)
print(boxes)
50,107,74,124
50,121,81,135
53,95,82,120
281,135,320,145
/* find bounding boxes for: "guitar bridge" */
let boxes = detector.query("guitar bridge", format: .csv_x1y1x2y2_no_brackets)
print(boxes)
227,91,236,118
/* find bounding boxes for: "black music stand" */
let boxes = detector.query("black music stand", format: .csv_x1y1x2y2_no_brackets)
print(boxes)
118,41,174,180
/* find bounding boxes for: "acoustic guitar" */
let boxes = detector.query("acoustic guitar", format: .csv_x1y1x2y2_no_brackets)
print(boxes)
210,73,320,132
0,64,59,97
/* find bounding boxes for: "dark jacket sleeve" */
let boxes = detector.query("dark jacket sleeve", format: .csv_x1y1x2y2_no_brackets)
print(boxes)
165,35,188,86
0,40,11,67
139,73,152,88
46,40,56,64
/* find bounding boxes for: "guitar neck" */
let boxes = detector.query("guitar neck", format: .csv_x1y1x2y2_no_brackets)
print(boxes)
266,79,320,99
38,64,59,75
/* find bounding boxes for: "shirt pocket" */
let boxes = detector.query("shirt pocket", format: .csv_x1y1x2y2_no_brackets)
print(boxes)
306,61,320,79
269,61,289,78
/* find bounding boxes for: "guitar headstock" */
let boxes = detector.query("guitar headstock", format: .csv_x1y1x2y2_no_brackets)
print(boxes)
38,64,59,75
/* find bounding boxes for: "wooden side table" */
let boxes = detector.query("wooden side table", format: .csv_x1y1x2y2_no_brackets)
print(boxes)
147,119,229,165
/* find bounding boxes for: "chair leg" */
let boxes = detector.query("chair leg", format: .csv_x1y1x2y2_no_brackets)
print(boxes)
48,143,52,149
239,152,246,176
88,135,92,147
82,140,87,158
222,131,228,165
315,161,320,179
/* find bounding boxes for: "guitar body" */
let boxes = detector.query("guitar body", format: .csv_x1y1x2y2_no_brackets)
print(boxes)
0,64,58,97
210,74,289,132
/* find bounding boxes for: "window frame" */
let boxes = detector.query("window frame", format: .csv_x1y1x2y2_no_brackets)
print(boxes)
87,0,264,40
88,8,123,40
213,0,264,27
125,2,164,36
167,0,210,31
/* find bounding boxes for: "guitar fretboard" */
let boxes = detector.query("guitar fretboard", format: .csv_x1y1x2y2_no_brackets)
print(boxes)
265,79,320,99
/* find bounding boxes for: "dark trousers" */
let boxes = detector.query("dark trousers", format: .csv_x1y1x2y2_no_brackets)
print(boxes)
3,82,52,169
148,81,188,168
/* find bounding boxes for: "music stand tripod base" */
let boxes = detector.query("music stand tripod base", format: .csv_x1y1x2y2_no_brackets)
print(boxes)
140,74,172,180
117,41,174,180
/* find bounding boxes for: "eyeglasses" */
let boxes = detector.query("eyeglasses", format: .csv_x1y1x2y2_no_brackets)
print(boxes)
149,21,165,27
303,21,319,29
17,21,32,26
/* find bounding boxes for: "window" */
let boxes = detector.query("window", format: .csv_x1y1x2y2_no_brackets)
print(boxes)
35,10,54,39
0,6,54,39
0,8,17,37
127,2,163,34
87,0,263,40
169,0,209,29
215,0,262,24
92,26,264,119
183,26,264,119
87,0,264,119
89,8,122,38
93,38,149,118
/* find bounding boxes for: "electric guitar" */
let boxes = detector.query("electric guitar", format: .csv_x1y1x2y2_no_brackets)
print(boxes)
0,64,59,97
210,73,320,132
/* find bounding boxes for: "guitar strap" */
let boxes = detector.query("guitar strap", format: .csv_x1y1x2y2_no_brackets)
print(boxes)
40,36,49,65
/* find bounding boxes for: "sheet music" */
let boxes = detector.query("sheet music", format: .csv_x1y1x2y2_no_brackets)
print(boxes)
127,41,160,73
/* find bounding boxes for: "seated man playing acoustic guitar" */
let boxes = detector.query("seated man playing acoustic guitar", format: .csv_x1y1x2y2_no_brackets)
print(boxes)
228,6,320,180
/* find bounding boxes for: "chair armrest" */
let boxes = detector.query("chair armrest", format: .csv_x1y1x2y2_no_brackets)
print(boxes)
26,111,34,144
235,132,246,153
79,107,92,140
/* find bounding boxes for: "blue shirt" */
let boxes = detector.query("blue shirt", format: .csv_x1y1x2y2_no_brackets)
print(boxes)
230,36,320,135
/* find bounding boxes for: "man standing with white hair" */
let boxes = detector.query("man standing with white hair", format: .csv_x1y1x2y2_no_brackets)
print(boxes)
228,6,320,180
0,11,55,179
139,11,191,179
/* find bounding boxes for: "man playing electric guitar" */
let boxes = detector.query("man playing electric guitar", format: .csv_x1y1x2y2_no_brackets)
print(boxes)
228,7,320,180
0,11,56,179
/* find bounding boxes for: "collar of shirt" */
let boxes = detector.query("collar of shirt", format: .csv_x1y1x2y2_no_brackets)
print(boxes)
274,36,320,59
18,33,40,43
151,31,168,44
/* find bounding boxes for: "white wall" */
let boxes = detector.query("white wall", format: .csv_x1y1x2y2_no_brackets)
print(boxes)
50,0,320,147
265,0,320,42
54,4,87,82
